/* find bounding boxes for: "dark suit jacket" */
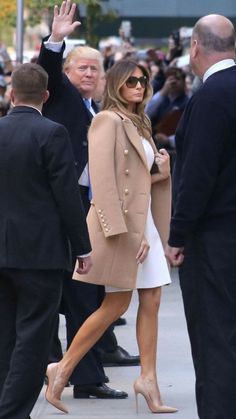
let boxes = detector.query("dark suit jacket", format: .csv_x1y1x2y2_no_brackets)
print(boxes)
37,38,98,178
169,65,236,247
0,106,91,270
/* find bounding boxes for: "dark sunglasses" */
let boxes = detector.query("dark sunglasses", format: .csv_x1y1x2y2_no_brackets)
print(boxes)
125,76,148,88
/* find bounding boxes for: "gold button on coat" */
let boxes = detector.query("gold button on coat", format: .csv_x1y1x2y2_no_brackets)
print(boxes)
124,189,129,195
125,169,129,175
124,149,129,155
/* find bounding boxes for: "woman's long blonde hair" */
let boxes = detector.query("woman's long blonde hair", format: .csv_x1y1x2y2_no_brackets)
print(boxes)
102,59,153,138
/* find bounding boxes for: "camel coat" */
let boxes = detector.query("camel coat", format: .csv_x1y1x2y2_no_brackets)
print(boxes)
73,110,171,289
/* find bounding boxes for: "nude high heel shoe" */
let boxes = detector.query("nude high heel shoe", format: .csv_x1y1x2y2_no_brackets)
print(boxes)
134,377,178,414
45,363,69,414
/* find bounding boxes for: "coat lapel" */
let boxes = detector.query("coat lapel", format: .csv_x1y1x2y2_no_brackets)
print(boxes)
114,112,150,172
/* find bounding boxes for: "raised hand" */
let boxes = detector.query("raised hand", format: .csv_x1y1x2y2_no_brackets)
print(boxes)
50,0,81,42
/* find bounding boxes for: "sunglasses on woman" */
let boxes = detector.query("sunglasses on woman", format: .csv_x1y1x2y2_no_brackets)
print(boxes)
125,75,148,88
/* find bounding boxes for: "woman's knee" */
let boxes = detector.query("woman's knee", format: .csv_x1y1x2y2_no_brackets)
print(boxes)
102,291,132,320
138,287,162,312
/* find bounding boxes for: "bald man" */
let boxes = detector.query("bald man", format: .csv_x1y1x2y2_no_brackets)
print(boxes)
165,15,236,418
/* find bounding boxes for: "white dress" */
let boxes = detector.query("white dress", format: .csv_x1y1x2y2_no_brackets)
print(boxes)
106,138,171,292
135,139,171,289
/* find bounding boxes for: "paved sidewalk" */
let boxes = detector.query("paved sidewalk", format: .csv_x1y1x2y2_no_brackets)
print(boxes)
32,269,198,418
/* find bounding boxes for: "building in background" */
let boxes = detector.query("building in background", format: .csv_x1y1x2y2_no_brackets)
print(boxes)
79,0,236,44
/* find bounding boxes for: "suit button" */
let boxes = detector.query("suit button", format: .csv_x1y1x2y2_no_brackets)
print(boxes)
98,209,102,214
125,169,129,175
124,188,129,195
124,209,128,214
105,228,109,232
124,149,129,155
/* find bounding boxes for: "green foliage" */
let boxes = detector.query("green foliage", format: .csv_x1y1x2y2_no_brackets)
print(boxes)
77,0,117,47
25,0,55,27
0,0,118,47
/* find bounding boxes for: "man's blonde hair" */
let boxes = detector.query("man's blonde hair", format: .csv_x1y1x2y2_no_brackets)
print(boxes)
63,46,104,72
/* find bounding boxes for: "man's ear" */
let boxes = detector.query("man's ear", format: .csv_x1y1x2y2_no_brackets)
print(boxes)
191,39,199,59
43,89,50,104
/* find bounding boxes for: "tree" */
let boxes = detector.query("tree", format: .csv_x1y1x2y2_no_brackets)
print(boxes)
76,0,117,47
0,1,56,30
0,0,16,27
0,0,117,48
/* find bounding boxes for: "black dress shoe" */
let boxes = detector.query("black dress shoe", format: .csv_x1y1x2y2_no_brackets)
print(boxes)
114,317,127,326
101,346,140,367
73,383,128,399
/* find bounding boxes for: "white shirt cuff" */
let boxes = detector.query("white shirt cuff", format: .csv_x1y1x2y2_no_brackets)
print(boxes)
44,38,64,52
77,252,91,258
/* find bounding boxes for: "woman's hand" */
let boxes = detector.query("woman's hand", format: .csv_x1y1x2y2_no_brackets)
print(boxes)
154,148,170,179
136,237,150,264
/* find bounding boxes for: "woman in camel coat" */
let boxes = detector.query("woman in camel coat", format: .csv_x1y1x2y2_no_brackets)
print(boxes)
74,109,171,290
46,59,177,415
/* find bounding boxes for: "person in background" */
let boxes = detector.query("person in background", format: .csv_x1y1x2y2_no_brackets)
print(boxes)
165,14,236,419
45,58,177,416
0,75,7,101
146,67,189,146
165,30,183,66
0,99,9,117
103,45,115,71
146,67,189,172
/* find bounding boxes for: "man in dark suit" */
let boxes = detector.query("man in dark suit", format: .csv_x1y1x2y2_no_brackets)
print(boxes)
165,15,236,419
37,0,139,400
0,63,92,419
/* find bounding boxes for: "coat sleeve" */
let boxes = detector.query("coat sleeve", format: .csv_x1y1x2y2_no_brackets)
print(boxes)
37,36,65,93
43,123,92,255
169,92,226,247
88,112,128,238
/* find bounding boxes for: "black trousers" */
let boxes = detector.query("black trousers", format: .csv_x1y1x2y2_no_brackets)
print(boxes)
0,268,63,419
179,228,236,419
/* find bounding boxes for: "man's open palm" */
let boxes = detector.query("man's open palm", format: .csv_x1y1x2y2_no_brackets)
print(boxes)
51,0,81,42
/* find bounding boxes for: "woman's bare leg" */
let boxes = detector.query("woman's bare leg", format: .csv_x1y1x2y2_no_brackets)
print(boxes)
137,288,161,376
45,290,133,411
58,290,132,379
136,287,162,401
134,287,177,413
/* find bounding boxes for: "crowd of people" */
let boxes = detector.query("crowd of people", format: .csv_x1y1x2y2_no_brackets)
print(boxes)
0,1,236,419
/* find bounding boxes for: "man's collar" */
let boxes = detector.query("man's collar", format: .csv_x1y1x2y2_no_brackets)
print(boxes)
203,59,235,83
